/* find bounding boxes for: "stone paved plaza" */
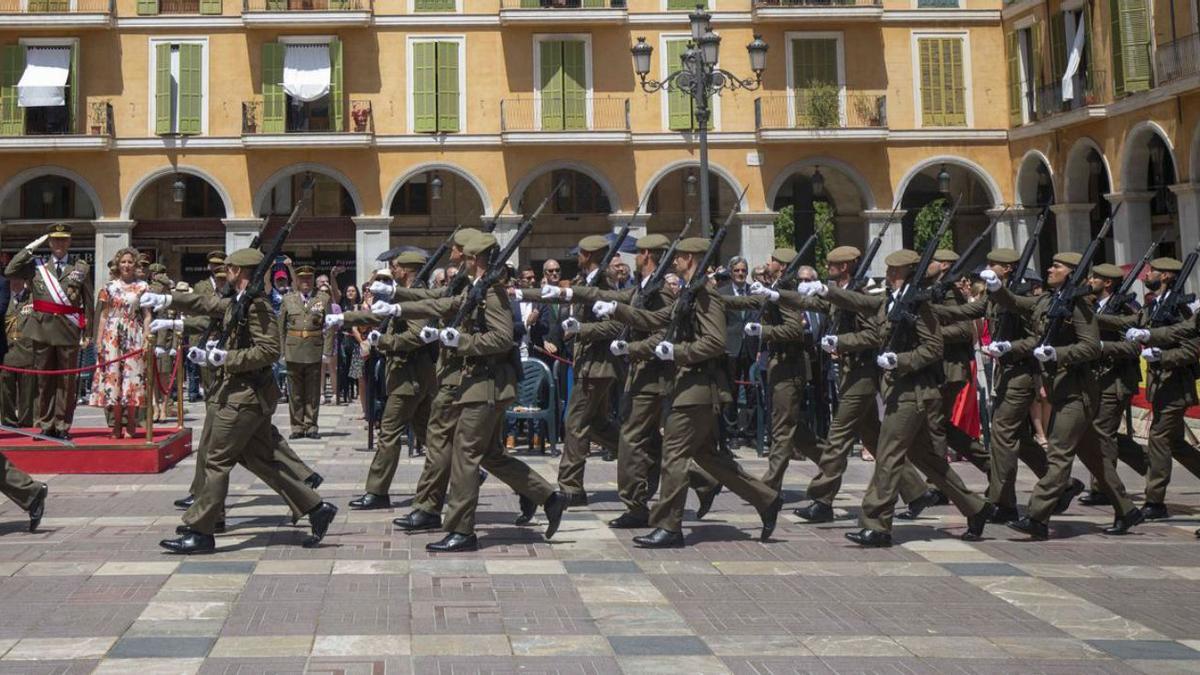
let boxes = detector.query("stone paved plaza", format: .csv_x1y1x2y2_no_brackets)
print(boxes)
3,402,1200,674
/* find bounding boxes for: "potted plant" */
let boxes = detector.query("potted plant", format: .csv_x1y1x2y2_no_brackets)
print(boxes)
803,81,841,128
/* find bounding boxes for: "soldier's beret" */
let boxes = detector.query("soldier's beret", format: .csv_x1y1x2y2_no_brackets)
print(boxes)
677,237,710,254
225,248,264,267
1053,252,1083,267
394,251,427,265
884,249,921,267
933,249,959,263
206,250,226,264
465,233,498,256
148,263,166,274
635,234,670,251
1150,256,1184,272
214,269,227,278
453,228,482,247
578,235,610,253
1091,263,1125,280
294,265,316,276
772,248,798,264
137,254,151,264
986,248,1020,264
826,246,861,263
46,222,71,238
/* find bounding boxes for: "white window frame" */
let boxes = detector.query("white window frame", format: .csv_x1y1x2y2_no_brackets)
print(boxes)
532,33,593,131
407,0,461,12
910,30,973,129
659,32,721,132
405,34,467,134
1012,17,1035,124
147,37,210,136
784,31,846,127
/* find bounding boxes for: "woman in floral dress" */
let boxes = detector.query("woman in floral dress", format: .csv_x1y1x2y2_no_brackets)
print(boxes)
90,248,151,438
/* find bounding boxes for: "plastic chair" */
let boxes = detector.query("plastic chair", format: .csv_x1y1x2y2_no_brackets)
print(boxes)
507,358,559,454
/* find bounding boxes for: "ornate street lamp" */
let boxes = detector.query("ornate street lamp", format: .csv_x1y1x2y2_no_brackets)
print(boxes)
937,164,952,195
686,171,698,197
430,172,443,201
172,175,186,204
811,166,826,201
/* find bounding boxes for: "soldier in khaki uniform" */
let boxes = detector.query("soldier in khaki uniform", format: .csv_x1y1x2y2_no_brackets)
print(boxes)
145,248,337,554
191,251,226,400
279,266,330,439
594,237,783,549
4,223,93,439
0,453,46,533
2,278,36,427
984,253,1143,540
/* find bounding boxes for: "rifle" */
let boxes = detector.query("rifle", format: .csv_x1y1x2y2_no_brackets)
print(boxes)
1102,234,1164,316
414,225,461,289
1149,237,1200,327
993,204,1048,341
848,201,901,292
482,191,513,234
585,195,647,290
444,191,516,297
931,205,1005,302
1037,202,1120,347
613,219,693,345
748,233,817,324
884,193,962,351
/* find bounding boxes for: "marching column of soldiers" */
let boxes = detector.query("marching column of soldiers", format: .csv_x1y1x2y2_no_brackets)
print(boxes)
6,215,1200,554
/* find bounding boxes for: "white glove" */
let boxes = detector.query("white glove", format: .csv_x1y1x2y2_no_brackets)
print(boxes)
796,281,827,297
984,341,1012,357
24,234,48,251
154,346,167,357
610,340,629,356
1125,328,1151,343
744,322,762,337
419,326,440,344
440,327,461,348
140,293,171,311
586,269,598,285
187,346,207,366
876,352,898,370
749,282,780,303
654,341,675,361
541,284,569,301
980,269,1001,292
562,318,582,337
369,281,394,300
205,339,218,351
593,300,617,318
1033,345,1057,362
367,330,382,346
1141,347,1162,362
207,348,227,366
324,313,344,329
149,318,183,333
371,300,401,318
820,335,838,353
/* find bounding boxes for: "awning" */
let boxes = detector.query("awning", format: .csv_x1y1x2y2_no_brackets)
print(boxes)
17,46,70,108
283,44,330,103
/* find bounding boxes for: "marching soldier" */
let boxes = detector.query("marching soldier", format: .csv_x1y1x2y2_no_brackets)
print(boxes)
192,251,226,400
594,237,784,548
279,265,330,439
0,453,46,533
143,247,337,554
4,223,93,440
2,278,36,428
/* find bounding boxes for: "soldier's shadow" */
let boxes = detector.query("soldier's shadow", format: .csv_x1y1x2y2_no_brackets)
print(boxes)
0,520,49,536
687,523,759,542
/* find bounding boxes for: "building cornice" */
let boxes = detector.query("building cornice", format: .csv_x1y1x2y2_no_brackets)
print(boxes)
242,133,373,148
376,133,500,146
882,9,1000,23
374,13,500,26
116,16,242,28
115,137,244,149
0,12,111,28
501,131,632,145
0,136,112,151
753,6,883,22
240,10,371,27
498,8,627,25
632,132,757,145
628,11,751,25
757,128,889,143
889,129,1008,141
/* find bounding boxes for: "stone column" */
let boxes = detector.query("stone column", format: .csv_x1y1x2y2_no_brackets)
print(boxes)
489,214,525,269
1105,191,1155,263
222,218,262,256
1049,203,1095,254
738,212,777,267
93,220,133,294
1169,183,1200,293
352,217,393,287
988,207,1024,249
861,209,905,277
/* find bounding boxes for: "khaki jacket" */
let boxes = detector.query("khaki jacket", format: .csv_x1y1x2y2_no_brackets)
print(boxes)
343,309,436,398
4,248,93,347
172,292,281,413
779,287,878,397
1100,305,1199,406
521,280,621,380
4,291,34,367
991,285,1101,405
724,294,812,385
278,289,331,364
571,283,672,396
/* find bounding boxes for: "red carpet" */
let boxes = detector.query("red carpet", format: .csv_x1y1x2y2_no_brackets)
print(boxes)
0,427,193,474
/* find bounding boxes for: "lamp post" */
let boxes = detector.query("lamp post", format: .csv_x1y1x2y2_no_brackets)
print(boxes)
631,5,767,237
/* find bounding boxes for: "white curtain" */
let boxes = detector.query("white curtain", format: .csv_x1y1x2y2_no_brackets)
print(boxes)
17,47,70,108
1062,14,1087,100
283,44,330,103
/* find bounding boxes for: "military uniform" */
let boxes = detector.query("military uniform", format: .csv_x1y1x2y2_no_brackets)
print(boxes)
190,250,226,398
3,223,93,438
147,265,180,405
0,452,46,531
278,267,331,438
2,287,35,427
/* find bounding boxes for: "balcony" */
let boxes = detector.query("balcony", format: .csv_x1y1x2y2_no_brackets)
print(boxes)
0,0,113,28
499,0,627,25
0,102,113,152
752,0,882,22
500,96,630,144
241,99,373,148
1157,33,1200,85
1030,70,1107,122
754,92,887,142
241,0,370,27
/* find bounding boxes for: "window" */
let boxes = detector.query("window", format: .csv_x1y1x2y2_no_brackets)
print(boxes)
1110,0,1152,96
552,170,610,214
262,40,343,133
263,174,354,217
537,38,587,130
790,35,842,126
1050,7,1095,106
917,0,959,7
916,35,967,127
391,176,431,215
137,0,221,15
0,42,77,136
413,0,455,10
1006,24,1041,125
667,0,704,8
664,37,712,131
20,176,79,219
152,41,205,136
410,39,461,133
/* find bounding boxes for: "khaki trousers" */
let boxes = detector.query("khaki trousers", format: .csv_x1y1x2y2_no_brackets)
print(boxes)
558,378,620,498
365,391,431,495
32,342,78,435
0,452,40,510
1144,400,1200,504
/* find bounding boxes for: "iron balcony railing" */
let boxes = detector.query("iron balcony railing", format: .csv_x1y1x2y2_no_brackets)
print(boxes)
500,96,630,132
243,0,366,10
755,92,887,130
0,0,112,12
1031,69,1107,122
500,0,626,8
1156,33,1200,84
242,99,372,134
753,0,882,7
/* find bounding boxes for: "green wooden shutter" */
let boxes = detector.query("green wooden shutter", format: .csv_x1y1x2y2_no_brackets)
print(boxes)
582,0,604,6
1049,13,1066,81
944,38,966,125
1,45,24,137
1032,22,1044,95
261,42,284,133
1110,0,1126,96
68,42,78,133
435,41,459,132
562,40,587,130
199,0,221,13
1117,0,1152,93
921,38,966,127
668,0,703,7
179,44,202,135
792,38,838,125
1006,32,1021,124
329,39,344,132
137,0,158,14
539,40,564,131
1083,4,1096,94
415,0,455,8
666,39,691,130
329,0,348,10
520,0,539,6
412,41,437,132
155,43,172,135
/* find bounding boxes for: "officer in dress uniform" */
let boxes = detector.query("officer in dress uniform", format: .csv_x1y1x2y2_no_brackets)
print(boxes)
2,277,36,428
279,265,330,439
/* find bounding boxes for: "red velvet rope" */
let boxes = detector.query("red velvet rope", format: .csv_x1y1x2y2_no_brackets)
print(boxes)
0,348,145,376
153,346,185,396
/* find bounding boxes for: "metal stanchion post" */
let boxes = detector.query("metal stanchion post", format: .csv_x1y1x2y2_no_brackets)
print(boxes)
145,347,155,443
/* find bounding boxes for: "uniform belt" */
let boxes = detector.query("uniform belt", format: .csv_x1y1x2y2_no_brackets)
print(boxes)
287,329,321,338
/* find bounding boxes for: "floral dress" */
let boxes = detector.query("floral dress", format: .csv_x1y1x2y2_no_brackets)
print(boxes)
89,279,148,407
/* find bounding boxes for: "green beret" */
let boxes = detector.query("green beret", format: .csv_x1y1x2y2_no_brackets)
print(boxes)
933,249,959,263
294,265,316,276
772,248,798,264
987,248,1020,264
148,263,167,274
635,234,670,251
225,248,264,267
453,227,482,247
465,233,498,256
677,237,710,254
1150,256,1183,272
394,251,427,265
46,222,72,238
1053,252,1083,267
826,246,861,263
1090,263,1125,280
884,249,921,267
206,250,226,263
578,235,610,253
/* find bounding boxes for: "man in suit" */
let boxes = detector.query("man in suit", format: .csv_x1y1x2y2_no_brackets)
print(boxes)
719,256,755,448
4,223,92,440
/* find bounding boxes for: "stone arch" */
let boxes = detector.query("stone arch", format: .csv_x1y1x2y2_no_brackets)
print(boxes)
765,157,877,212
894,155,1004,208
510,160,621,214
252,162,363,217
641,158,747,212
1120,120,1176,192
122,165,235,220
1014,150,1055,206
0,165,103,219
1063,136,1113,203
383,162,492,217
